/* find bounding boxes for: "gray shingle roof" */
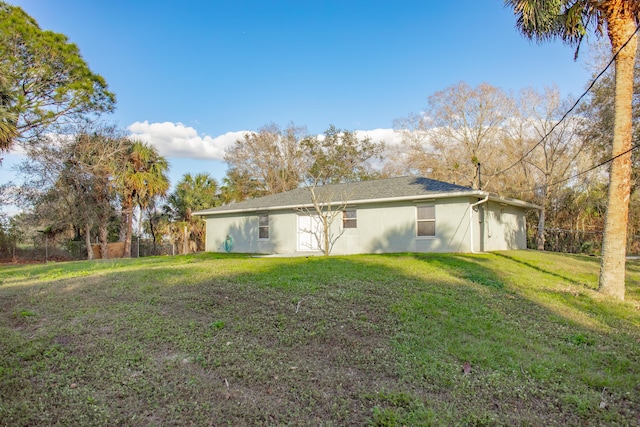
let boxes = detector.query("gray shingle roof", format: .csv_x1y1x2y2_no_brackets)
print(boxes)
194,176,475,215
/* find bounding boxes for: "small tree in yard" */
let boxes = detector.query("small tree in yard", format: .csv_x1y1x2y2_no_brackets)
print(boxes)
297,176,349,256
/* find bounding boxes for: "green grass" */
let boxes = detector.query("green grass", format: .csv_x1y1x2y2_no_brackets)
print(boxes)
0,251,639,426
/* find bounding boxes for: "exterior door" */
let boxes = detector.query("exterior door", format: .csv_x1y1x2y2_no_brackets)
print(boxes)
297,215,322,251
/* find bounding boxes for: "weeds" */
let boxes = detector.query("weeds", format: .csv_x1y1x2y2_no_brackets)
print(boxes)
0,251,638,425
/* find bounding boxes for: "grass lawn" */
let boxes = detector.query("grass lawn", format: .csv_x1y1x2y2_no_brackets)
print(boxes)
0,251,638,426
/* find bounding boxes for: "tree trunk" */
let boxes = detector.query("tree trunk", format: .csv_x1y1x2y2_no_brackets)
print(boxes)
99,224,109,260
537,183,548,251
84,223,94,260
183,225,188,254
119,210,127,243
599,15,637,300
119,192,134,258
148,209,158,255
123,202,134,258
323,218,330,256
537,206,546,251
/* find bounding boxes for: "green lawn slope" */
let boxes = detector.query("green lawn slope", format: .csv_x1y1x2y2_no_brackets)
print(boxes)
1,251,638,426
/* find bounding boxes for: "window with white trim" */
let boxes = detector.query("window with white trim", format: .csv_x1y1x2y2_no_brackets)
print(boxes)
342,209,357,229
416,205,435,237
258,215,269,239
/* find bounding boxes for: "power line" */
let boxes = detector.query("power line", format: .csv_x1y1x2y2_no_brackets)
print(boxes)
550,142,640,188
494,24,640,177
511,142,640,196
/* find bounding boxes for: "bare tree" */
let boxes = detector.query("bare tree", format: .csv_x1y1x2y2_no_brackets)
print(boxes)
224,123,308,195
394,82,514,189
296,176,349,256
519,88,588,249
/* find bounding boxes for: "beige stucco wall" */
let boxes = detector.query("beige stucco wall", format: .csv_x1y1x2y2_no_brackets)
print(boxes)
201,196,529,254
329,197,474,254
203,209,298,254
482,202,527,251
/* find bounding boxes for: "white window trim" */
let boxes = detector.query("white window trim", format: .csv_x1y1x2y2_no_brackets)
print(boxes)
416,205,436,238
342,209,357,229
258,214,270,240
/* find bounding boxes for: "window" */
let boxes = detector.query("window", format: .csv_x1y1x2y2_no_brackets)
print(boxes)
416,205,435,237
343,209,357,229
258,215,269,239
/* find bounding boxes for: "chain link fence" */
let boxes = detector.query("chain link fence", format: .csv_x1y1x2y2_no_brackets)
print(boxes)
0,238,179,263
527,227,640,256
3,231,640,263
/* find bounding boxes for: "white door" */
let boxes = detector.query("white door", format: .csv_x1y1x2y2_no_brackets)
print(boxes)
297,215,322,251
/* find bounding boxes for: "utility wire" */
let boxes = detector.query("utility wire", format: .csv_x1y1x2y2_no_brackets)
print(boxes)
494,24,640,177
511,142,640,196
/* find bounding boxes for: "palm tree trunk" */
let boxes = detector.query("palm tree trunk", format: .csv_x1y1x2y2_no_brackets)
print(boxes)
599,15,637,300
124,203,133,258
147,207,158,255
120,194,134,258
119,210,127,243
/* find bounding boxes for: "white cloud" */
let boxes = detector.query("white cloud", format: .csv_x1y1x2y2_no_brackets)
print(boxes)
355,128,404,146
126,121,405,161
127,121,247,161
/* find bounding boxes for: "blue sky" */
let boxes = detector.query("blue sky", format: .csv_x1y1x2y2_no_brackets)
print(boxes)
2,0,599,211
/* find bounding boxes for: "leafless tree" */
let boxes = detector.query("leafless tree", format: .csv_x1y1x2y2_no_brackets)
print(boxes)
510,87,588,250
394,82,514,189
296,175,350,256
224,123,308,195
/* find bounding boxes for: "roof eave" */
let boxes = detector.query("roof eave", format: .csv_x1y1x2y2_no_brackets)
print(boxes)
486,193,541,210
193,190,539,217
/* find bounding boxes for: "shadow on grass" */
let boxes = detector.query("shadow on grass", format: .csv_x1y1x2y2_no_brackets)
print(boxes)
493,251,591,288
408,252,506,289
492,252,640,318
0,252,638,426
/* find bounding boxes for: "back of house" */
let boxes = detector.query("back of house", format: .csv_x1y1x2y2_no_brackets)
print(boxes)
193,176,539,255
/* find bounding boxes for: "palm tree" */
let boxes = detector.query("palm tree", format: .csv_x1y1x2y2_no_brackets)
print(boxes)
505,0,640,300
0,72,17,152
118,141,169,257
165,172,219,253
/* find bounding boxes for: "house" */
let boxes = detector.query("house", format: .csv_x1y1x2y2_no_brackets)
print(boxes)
193,176,540,255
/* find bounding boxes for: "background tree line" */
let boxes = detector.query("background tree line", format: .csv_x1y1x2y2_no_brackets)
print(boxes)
0,120,383,260
3,67,640,260
1,0,639,284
